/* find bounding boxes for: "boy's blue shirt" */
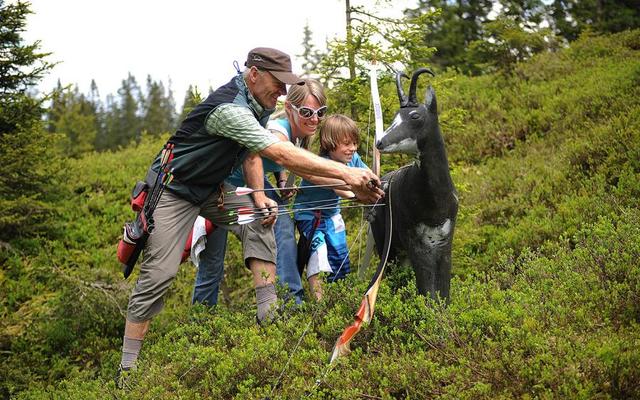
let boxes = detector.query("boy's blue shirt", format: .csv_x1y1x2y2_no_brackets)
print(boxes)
293,152,367,221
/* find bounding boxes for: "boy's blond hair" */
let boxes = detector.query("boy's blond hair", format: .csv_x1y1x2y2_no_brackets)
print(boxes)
319,114,359,156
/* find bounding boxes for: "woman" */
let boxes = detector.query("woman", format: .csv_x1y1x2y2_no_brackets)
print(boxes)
192,79,327,305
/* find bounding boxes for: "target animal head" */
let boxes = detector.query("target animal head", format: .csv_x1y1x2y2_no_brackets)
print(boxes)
376,68,438,155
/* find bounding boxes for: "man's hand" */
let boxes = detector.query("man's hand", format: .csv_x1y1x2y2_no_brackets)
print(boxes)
252,193,279,226
343,168,384,204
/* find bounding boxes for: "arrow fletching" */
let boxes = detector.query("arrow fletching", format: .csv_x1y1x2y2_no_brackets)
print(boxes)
234,186,254,196
236,214,255,225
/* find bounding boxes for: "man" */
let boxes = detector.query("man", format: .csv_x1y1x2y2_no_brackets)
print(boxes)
117,47,383,380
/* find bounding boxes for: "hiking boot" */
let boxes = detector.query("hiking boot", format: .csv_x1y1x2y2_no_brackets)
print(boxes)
114,364,132,390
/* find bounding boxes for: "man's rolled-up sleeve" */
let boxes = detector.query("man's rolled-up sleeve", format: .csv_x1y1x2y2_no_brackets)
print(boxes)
206,104,279,152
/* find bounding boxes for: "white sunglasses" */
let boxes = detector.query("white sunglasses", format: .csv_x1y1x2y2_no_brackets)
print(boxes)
290,104,328,119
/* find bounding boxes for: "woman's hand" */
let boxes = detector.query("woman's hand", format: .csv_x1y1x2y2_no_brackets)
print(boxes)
277,179,297,200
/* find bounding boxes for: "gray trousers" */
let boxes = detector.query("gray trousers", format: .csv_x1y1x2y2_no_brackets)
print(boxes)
126,183,276,322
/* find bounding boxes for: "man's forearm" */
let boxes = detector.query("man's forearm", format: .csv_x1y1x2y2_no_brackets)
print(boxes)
242,153,264,190
260,142,349,182
298,173,345,186
242,153,268,204
260,141,384,204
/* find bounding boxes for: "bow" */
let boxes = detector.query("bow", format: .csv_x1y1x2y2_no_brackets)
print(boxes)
370,62,384,175
329,176,393,363
359,63,384,278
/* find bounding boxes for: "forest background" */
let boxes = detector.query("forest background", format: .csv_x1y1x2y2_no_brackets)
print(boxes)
1,0,639,398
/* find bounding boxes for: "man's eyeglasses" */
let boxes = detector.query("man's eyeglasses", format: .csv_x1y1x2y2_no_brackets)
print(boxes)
290,104,328,119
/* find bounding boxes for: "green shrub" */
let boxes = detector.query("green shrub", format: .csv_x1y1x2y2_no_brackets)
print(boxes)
5,30,640,399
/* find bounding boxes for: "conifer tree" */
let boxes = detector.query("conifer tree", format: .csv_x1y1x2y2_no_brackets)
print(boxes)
46,79,67,133
88,79,100,106
99,73,142,150
165,78,177,129
466,0,559,73
550,0,640,41
142,75,176,136
178,85,203,123
100,93,120,150
406,0,494,74
118,73,142,145
317,0,435,119
0,0,58,240
51,86,98,157
87,79,104,149
46,81,101,156
299,23,323,76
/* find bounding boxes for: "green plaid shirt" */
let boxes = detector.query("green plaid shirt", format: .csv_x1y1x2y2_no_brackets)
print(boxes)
158,75,280,204
205,87,279,153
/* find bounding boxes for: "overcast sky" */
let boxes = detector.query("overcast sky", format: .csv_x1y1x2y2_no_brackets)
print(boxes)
22,0,415,108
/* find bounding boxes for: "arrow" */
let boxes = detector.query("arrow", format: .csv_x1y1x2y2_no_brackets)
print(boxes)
223,197,359,217
228,182,349,196
232,203,384,225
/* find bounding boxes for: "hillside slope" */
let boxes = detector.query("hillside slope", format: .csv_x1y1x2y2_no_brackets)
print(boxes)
3,30,639,399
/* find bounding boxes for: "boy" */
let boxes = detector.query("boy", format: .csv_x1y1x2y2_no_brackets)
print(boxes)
294,114,370,299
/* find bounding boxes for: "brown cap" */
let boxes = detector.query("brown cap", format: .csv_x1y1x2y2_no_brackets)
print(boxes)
245,47,304,85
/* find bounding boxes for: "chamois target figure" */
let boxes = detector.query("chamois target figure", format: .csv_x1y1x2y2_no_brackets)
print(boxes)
369,68,458,301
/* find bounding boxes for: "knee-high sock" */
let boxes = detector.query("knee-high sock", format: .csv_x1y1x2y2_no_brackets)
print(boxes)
255,283,278,323
120,336,143,369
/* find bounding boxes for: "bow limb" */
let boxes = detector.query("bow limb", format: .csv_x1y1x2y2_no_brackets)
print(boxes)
370,64,383,176
329,266,385,363
329,177,393,364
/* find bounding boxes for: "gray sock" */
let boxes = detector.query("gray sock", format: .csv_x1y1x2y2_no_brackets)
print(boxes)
255,283,278,323
120,336,143,370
